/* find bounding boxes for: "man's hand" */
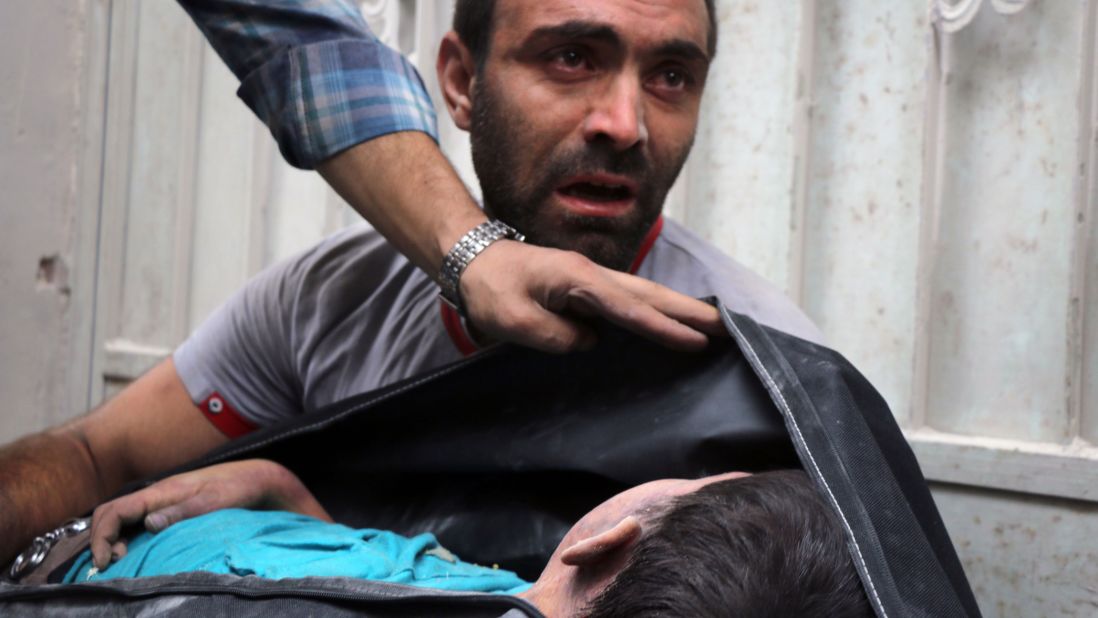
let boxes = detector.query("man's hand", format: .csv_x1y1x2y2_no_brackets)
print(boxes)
319,133,725,355
461,241,726,353
88,459,330,570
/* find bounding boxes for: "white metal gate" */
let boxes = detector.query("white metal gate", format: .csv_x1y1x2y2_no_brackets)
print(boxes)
1,1,1095,614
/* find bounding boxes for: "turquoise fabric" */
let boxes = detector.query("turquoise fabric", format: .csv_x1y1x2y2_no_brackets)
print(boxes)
63,509,531,594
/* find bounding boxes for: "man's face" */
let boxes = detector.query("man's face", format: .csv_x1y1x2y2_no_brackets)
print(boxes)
468,0,711,271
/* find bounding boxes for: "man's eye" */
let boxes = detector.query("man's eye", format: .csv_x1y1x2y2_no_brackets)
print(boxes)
662,69,686,88
649,66,694,95
560,50,584,67
549,48,589,71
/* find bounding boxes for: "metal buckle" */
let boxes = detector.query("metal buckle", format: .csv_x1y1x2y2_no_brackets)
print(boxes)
7,517,90,582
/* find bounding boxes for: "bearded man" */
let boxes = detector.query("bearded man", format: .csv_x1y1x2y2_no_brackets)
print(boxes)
0,0,820,567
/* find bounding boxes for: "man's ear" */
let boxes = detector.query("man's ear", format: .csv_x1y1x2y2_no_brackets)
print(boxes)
560,516,643,567
437,31,478,131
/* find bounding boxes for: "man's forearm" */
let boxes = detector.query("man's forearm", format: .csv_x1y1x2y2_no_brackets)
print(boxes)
0,359,229,566
0,430,107,564
318,131,486,278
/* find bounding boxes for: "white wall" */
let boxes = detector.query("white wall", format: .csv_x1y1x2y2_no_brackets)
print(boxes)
0,1,1095,614
0,0,107,431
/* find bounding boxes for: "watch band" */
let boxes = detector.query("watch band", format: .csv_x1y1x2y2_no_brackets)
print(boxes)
438,220,525,315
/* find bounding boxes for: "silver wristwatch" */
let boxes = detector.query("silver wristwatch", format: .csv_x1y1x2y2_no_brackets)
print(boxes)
438,219,525,315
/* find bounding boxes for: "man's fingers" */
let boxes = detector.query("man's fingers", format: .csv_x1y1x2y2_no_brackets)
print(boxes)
145,493,218,532
145,503,191,532
603,269,726,337
496,306,598,354
576,287,708,351
549,268,710,352
90,482,190,569
90,529,113,571
90,494,149,570
462,244,724,353
145,509,173,532
91,538,129,572
539,254,722,351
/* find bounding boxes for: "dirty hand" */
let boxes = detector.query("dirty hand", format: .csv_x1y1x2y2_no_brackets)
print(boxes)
459,241,727,353
89,459,329,570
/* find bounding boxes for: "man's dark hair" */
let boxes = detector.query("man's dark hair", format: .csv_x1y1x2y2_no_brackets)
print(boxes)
585,469,874,618
453,0,719,68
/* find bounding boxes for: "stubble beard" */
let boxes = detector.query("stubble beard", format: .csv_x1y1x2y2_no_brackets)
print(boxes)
468,77,692,272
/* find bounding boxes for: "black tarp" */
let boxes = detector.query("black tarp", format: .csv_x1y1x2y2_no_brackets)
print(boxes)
1,307,980,617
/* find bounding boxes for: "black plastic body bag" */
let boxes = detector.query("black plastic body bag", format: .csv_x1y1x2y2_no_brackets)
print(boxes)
0,306,981,617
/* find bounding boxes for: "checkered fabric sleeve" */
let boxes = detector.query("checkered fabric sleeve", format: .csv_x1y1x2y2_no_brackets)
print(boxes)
178,0,439,169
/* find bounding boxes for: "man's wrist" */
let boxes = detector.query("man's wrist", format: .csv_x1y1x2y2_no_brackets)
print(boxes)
432,210,490,274
438,220,526,314
252,460,305,508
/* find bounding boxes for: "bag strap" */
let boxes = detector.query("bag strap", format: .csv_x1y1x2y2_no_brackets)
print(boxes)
6,517,91,585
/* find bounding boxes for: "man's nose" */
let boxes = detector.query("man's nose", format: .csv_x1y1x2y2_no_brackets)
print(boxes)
582,76,648,151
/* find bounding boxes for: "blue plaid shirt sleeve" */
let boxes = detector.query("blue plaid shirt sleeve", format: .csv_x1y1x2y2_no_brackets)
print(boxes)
178,0,438,169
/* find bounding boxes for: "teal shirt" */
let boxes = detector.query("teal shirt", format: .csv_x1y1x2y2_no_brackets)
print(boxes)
64,509,531,595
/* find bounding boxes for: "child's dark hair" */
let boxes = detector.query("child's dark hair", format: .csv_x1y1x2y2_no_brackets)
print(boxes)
585,470,873,618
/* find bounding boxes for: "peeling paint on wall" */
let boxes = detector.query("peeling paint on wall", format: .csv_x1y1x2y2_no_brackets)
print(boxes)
35,254,71,297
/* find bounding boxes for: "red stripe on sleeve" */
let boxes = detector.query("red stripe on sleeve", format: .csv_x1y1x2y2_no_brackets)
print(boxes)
199,392,258,439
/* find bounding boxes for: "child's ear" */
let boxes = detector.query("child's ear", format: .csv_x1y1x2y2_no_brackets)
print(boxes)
560,516,642,567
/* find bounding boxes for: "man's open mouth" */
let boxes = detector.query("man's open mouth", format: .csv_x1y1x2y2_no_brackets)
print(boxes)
554,174,638,217
558,181,635,202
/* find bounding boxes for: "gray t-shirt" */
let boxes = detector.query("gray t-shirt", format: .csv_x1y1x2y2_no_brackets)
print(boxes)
174,218,822,429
